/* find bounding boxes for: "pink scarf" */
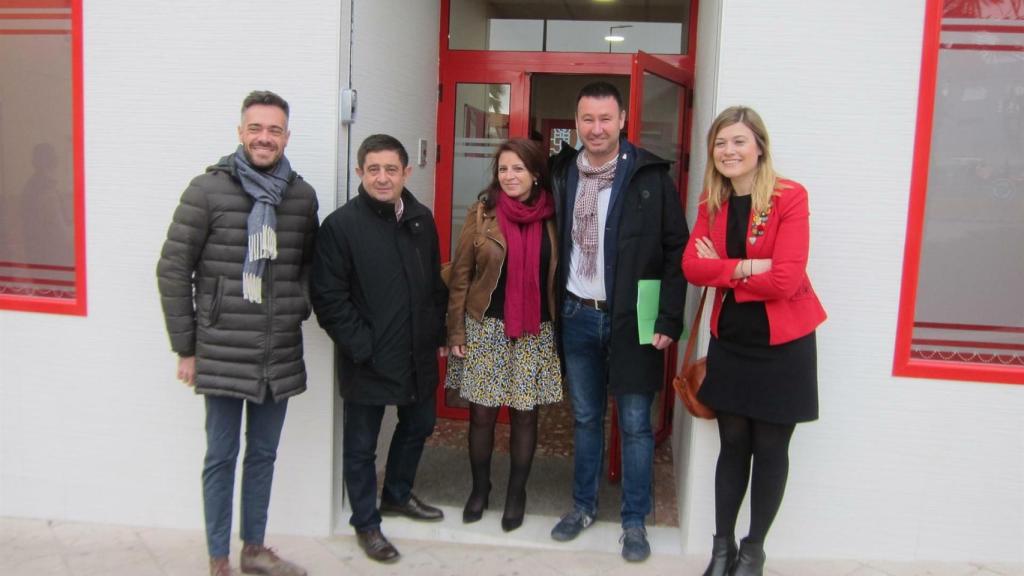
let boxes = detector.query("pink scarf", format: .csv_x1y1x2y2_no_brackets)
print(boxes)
496,190,554,339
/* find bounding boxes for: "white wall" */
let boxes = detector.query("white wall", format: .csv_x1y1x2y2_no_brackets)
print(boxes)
347,0,440,208
0,0,343,538
682,0,1024,562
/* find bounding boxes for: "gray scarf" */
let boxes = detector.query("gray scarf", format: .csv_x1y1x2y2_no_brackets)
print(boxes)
572,153,617,279
234,145,292,303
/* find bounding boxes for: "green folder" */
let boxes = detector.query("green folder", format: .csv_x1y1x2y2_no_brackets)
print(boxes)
637,279,661,345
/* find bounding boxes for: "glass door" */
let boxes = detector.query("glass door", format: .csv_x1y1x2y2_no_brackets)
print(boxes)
607,51,693,481
435,69,529,420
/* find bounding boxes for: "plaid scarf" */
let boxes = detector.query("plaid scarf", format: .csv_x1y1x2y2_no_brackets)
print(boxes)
234,146,292,304
572,153,617,279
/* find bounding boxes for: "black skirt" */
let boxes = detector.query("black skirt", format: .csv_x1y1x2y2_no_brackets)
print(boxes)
698,331,819,424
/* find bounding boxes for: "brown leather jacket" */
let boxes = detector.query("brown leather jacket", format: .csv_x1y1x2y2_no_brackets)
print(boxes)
446,202,558,347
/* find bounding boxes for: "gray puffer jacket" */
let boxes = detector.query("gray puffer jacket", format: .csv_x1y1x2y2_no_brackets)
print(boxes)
157,154,319,402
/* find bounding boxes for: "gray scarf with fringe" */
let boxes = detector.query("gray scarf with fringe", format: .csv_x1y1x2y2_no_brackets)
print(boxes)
234,145,292,303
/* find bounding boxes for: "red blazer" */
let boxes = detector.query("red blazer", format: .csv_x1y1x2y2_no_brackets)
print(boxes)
682,179,826,345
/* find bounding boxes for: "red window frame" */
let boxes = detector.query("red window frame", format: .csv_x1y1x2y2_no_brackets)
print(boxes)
0,0,86,316
893,0,1022,385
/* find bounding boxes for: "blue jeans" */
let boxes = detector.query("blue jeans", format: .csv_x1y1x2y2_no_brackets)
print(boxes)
343,394,436,532
561,298,655,529
203,394,288,558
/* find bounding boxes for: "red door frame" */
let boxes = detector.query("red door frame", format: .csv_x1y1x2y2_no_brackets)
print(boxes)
435,0,700,443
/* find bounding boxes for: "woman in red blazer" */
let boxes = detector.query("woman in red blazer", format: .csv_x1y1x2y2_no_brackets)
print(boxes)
683,106,825,576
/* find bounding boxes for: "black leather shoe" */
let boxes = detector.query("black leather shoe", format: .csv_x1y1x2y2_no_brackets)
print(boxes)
463,490,489,524
703,535,737,576
729,538,765,576
501,489,525,532
379,493,444,522
356,528,399,563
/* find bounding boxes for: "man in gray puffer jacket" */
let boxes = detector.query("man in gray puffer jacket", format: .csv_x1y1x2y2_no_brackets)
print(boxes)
157,91,318,576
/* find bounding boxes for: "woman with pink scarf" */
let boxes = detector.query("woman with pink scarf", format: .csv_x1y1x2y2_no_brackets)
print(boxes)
446,138,562,532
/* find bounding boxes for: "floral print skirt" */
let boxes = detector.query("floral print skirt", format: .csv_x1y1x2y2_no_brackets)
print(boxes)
445,316,562,410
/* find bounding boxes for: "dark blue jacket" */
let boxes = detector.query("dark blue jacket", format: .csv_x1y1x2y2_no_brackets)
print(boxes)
551,139,688,395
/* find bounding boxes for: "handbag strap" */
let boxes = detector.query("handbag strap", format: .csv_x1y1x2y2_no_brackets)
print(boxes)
680,287,709,372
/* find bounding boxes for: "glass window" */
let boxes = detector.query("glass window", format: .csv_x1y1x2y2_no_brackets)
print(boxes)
451,82,511,259
895,0,1024,383
0,0,84,315
449,0,690,54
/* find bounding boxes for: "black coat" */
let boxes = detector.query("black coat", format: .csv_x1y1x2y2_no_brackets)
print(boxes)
551,139,688,395
311,187,447,405
156,154,319,402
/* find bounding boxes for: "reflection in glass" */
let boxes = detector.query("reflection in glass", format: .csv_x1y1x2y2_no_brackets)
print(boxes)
0,33,76,300
449,0,690,54
451,83,511,260
910,10,1024,366
637,71,683,186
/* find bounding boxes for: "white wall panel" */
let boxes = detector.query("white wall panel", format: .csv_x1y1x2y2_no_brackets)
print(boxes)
0,0,344,538
347,0,440,209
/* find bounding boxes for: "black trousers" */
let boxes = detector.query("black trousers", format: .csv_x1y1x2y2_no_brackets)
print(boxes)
343,393,436,532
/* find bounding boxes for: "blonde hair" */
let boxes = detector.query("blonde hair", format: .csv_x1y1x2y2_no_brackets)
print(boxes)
701,106,787,218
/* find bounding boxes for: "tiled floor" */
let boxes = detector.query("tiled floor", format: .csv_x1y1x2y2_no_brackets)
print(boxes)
3,516,1022,576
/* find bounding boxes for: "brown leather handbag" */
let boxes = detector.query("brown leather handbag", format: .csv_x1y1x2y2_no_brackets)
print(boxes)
672,287,716,419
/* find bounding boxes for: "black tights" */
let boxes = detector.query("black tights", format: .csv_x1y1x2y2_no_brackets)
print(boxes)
714,411,795,544
466,402,538,518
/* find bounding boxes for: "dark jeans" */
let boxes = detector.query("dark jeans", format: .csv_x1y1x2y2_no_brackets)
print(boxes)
343,393,436,532
203,394,288,558
561,298,655,529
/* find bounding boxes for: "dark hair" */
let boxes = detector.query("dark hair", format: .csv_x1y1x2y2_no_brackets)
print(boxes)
241,90,290,118
357,134,409,169
480,138,551,209
576,81,623,110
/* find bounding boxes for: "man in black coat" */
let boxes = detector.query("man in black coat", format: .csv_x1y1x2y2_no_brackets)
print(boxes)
158,90,316,576
548,82,688,562
311,134,448,564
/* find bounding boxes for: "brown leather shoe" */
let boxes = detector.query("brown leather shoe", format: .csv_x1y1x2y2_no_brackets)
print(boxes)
356,528,400,563
210,557,236,576
239,543,307,576
379,492,444,521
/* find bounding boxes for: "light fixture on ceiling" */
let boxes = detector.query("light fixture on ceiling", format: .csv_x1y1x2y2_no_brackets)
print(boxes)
605,24,632,51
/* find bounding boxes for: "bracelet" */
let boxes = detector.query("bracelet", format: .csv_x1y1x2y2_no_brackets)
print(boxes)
747,259,752,277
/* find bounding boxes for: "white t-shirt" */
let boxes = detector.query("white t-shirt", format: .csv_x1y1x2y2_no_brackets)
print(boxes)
567,168,612,301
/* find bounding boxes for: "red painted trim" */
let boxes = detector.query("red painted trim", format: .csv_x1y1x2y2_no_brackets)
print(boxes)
0,275,76,286
915,321,1024,333
942,23,1024,32
0,0,70,7
893,0,1022,384
894,0,941,379
940,42,1024,50
0,29,68,34
0,261,76,271
0,13,70,19
913,339,1024,351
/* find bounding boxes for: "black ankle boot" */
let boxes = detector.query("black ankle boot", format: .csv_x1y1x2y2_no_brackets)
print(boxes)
501,488,526,532
729,538,765,576
702,535,737,576
462,484,490,523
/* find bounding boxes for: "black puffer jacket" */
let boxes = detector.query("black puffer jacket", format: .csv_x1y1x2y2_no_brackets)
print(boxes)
311,187,447,405
157,154,319,402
